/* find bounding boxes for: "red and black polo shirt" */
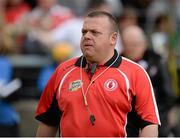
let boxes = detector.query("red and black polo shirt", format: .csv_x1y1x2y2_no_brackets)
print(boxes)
35,50,160,137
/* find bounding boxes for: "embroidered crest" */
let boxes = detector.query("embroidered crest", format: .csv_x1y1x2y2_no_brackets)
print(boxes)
104,79,118,91
69,80,82,92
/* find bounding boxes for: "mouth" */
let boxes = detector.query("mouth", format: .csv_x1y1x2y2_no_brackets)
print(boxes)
84,44,93,47
83,40,93,47
83,42,93,47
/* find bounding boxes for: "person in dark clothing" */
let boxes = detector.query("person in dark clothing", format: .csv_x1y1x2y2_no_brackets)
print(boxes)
120,25,176,137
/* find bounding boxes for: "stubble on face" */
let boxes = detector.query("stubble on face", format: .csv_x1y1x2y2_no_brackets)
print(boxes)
80,16,113,64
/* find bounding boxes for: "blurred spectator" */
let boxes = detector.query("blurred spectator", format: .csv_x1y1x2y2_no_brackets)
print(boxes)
59,0,122,17
120,25,176,137
23,0,74,55
151,14,180,97
0,0,17,54
32,0,121,57
88,0,122,17
25,0,37,9
118,6,139,53
0,17,15,54
58,0,89,16
0,56,21,136
146,0,180,55
121,0,153,29
151,14,175,60
0,2,22,134
0,0,5,11
4,0,31,53
5,0,30,24
37,42,73,94
146,0,180,33
118,6,138,33
86,0,112,13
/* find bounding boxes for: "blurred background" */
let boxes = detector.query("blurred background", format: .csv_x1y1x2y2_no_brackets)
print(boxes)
0,0,180,136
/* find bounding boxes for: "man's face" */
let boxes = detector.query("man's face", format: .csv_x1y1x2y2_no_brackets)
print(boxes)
80,16,117,63
38,0,56,9
121,27,146,60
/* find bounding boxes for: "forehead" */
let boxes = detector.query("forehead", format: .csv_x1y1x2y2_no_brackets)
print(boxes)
83,16,110,30
122,28,145,42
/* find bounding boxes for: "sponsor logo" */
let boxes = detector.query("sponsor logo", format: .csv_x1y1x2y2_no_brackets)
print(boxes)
69,80,82,92
104,79,118,91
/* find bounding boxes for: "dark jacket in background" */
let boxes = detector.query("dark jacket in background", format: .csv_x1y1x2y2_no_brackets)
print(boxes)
122,49,176,137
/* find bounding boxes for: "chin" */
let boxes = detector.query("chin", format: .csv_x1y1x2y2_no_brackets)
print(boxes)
84,53,95,61
83,51,93,57
84,54,93,59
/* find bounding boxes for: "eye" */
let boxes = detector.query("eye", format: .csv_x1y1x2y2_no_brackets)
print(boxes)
82,30,87,36
91,30,100,36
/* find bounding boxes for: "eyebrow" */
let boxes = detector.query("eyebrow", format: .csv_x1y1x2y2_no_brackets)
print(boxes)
82,28,102,33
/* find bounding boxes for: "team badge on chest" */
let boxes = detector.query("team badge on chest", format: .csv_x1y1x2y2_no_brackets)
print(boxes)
104,79,118,91
69,80,82,92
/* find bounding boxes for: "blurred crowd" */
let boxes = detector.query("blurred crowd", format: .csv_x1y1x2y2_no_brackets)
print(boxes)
0,0,180,136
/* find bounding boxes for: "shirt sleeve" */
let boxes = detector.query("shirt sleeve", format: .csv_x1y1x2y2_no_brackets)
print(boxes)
35,67,62,126
134,66,161,128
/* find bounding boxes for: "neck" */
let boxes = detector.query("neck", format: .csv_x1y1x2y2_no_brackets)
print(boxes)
86,62,93,69
86,50,115,65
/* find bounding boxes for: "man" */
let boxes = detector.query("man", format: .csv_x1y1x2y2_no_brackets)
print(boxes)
120,25,176,136
35,11,160,137
24,0,74,55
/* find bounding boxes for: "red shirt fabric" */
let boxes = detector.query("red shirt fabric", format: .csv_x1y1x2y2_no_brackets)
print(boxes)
35,50,160,137
5,3,30,24
28,4,74,30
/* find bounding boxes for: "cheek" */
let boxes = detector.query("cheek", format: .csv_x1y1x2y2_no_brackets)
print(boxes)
80,39,84,48
80,44,84,54
98,37,109,46
136,46,145,53
124,45,134,52
96,41,106,51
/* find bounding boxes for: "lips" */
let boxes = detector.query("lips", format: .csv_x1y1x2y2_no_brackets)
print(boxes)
82,39,93,47
84,44,93,47
83,42,93,47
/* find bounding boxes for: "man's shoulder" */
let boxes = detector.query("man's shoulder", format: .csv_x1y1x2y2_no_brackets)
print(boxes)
120,57,151,85
120,56,148,76
57,57,80,71
121,56,142,69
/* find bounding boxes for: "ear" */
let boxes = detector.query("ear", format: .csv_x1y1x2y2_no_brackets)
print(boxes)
110,32,118,46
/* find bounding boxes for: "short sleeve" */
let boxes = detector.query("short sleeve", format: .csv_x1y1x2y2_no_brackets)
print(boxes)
35,67,62,126
134,67,161,127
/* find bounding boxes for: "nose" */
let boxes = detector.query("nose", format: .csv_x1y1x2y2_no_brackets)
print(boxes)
83,31,92,40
